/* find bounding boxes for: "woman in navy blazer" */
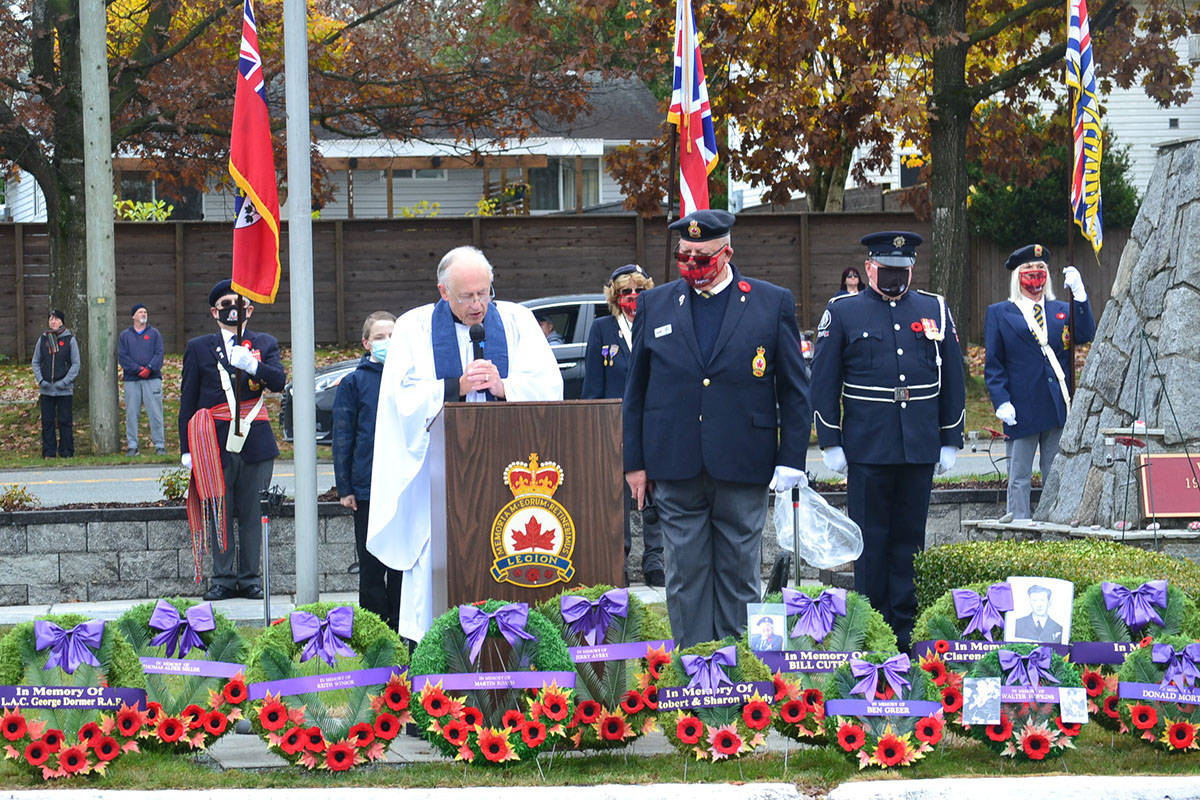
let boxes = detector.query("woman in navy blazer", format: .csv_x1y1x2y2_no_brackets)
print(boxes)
582,264,664,586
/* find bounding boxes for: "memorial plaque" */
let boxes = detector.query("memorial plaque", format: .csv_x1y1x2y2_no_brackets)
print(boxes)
1138,454,1200,518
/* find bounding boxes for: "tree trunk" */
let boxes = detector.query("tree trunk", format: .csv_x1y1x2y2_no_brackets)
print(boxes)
926,0,972,334
822,156,851,213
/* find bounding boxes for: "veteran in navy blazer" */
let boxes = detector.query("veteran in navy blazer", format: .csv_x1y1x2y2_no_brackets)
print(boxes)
984,244,1094,521
624,210,812,648
583,264,665,587
179,280,287,601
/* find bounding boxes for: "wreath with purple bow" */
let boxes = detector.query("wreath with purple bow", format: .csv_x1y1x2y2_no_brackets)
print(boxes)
1116,634,1200,752
114,598,248,751
536,584,672,750
243,602,410,771
1070,577,1200,732
0,613,148,779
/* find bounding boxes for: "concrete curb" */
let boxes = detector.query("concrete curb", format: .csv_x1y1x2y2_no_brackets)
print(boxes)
0,784,812,800
828,774,1200,800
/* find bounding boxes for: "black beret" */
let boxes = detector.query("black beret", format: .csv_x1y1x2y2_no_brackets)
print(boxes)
668,209,736,242
609,263,649,283
208,279,234,307
131,303,146,316
861,231,922,266
1005,244,1051,271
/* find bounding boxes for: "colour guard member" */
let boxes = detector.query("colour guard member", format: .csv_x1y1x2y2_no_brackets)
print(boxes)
984,244,1094,522
623,209,812,648
810,231,965,650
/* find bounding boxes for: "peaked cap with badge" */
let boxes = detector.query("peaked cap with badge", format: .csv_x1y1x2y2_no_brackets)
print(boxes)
862,230,923,267
668,209,736,242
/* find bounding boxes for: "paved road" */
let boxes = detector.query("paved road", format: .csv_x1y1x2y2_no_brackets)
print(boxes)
0,446,1010,507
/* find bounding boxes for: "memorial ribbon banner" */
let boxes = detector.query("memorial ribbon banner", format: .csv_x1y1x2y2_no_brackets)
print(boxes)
139,657,246,679
410,671,576,692
754,650,867,673
0,685,147,710
247,666,406,700
656,681,775,711
823,698,944,717
570,639,673,664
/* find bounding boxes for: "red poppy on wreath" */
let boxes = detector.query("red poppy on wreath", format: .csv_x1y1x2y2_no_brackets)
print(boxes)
710,725,743,757
738,281,751,293
772,672,796,702
24,739,50,767
348,722,375,747
837,722,865,752
572,700,602,725
985,713,1012,742
278,726,305,755
258,699,288,732
501,709,526,731
421,686,451,718
1168,720,1196,749
222,677,249,705
676,715,703,744
93,736,120,762
384,678,410,711
921,659,948,687
874,733,908,767
780,699,807,724
58,746,88,774
521,718,548,748
115,707,144,738
803,687,824,709
1102,694,1121,719
441,719,470,747
1054,716,1082,737
619,690,645,715
742,699,772,731
202,710,228,737
459,706,484,728
303,726,326,752
0,709,26,742
182,704,206,729
874,684,895,701
1130,704,1158,730
599,712,629,741
934,640,950,654
77,721,101,745
157,717,185,743
477,728,516,763
914,715,944,745
325,741,356,771
1139,635,1154,648
941,686,963,714
539,687,570,721
642,685,658,711
144,702,162,725
1082,669,1105,698
41,729,64,753
374,712,400,740
646,645,671,680
1020,730,1051,760
911,321,924,333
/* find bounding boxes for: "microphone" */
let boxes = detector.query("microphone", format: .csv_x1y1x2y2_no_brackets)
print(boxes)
469,323,486,361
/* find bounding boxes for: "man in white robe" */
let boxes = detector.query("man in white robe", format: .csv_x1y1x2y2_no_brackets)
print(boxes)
367,246,563,641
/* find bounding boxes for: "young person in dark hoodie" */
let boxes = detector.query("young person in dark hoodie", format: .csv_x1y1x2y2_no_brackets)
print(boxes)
332,310,401,630
32,309,81,458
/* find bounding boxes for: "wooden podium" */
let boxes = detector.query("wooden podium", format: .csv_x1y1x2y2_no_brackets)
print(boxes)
428,400,624,615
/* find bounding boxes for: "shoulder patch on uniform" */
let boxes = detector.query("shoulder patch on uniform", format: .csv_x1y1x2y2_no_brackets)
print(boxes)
828,292,853,304
817,308,832,331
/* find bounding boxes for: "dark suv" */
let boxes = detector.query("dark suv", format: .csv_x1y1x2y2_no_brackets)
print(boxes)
281,293,609,443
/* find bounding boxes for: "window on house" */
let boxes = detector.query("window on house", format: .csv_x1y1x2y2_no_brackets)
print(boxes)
393,168,447,180
115,171,203,219
1169,118,1180,129
527,157,601,211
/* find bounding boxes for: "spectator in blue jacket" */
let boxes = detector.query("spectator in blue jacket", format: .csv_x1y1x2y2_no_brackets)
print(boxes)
118,304,166,456
333,311,401,629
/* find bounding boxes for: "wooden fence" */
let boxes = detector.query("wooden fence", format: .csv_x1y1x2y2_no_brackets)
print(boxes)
0,214,1124,358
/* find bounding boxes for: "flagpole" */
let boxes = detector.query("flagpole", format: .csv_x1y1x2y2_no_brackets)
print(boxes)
234,293,246,436
665,130,678,283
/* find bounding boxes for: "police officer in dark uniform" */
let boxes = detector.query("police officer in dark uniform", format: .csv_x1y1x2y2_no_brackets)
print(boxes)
624,209,812,648
809,231,965,650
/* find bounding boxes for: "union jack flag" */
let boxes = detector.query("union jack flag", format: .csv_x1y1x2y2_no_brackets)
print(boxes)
229,0,281,303
1067,0,1102,254
667,0,718,216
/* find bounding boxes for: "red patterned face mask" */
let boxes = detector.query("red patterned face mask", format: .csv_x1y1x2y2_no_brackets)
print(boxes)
1019,270,1047,295
675,246,727,289
617,293,640,317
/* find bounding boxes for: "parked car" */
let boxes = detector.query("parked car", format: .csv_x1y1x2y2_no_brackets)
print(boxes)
280,293,609,443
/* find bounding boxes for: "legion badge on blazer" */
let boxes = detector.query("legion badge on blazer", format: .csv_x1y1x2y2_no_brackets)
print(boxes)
490,453,576,588
752,346,767,377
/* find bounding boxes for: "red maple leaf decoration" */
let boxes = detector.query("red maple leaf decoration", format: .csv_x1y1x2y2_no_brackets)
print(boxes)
511,515,556,551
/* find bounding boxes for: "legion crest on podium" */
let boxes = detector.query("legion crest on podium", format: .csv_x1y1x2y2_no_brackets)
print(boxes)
489,453,576,587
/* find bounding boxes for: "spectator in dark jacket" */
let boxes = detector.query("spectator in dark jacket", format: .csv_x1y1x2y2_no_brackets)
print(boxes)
333,310,401,629
117,303,166,456
32,309,80,458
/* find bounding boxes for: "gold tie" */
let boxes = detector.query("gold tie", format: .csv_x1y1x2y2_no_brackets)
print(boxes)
700,291,712,299
1033,303,1044,331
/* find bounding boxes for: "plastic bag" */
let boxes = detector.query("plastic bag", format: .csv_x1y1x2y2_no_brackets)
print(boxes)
774,485,863,569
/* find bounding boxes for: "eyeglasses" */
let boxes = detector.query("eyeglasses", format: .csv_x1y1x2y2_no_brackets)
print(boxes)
453,287,496,307
216,299,243,310
617,287,643,296
674,246,728,268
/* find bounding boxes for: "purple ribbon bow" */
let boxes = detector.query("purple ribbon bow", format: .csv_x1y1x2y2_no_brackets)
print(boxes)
849,654,911,700
148,600,215,659
1152,643,1200,689
560,588,629,646
33,619,105,675
1102,580,1168,631
459,603,537,665
290,606,357,667
680,645,736,692
782,587,847,643
952,583,1013,642
998,647,1060,687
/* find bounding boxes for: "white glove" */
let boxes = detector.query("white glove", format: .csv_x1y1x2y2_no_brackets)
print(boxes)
995,401,1017,426
936,445,957,475
1063,265,1087,302
769,465,809,492
822,446,848,475
229,344,259,374
181,453,192,470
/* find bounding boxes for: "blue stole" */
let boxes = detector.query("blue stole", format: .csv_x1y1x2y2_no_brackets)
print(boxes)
431,300,509,399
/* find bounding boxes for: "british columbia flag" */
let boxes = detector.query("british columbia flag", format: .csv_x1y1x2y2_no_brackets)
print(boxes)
667,0,718,216
1067,0,1103,254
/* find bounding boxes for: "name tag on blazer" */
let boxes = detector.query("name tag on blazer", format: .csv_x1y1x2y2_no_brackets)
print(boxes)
654,324,673,338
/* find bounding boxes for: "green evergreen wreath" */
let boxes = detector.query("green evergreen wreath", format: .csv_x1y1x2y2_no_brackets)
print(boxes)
961,642,1083,761
1070,577,1200,733
1116,633,1200,753
656,639,772,761
911,581,1007,647
409,600,574,765
757,586,896,745
535,584,671,751
115,598,248,751
0,613,147,779
244,602,409,771
821,652,942,770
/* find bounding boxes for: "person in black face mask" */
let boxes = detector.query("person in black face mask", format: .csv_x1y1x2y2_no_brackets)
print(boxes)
809,231,966,651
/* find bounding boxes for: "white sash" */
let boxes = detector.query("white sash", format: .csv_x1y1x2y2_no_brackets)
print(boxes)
1017,301,1071,412
217,362,264,454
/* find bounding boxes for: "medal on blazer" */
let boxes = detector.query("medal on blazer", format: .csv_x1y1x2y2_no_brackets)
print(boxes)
921,318,943,341
1062,325,1071,350
752,346,767,377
